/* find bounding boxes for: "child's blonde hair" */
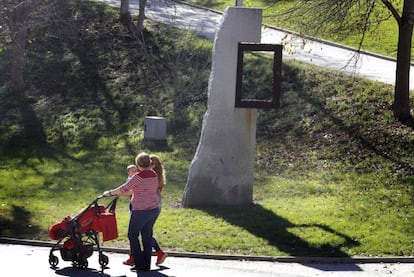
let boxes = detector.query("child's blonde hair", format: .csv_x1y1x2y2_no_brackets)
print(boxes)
126,164,137,171
126,164,138,176
150,154,166,191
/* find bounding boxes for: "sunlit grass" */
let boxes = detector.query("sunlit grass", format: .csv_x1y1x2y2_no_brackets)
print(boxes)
1,113,413,257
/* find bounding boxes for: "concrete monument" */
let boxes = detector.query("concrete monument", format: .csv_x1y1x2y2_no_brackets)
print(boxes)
182,7,262,207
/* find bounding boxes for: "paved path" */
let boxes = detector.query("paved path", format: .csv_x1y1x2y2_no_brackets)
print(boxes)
100,0,414,88
1,243,413,276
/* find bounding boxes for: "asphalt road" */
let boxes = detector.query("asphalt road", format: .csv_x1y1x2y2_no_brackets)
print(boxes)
1,242,413,276
100,0,414,88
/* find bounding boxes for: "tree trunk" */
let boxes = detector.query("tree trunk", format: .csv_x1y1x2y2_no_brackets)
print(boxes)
120,0,137,38
393,0,414,123
9,1,46,146
120,0,132,27
10,1,30,93
136,0,147,34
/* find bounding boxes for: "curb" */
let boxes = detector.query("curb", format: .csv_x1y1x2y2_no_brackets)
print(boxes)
1,237,413,264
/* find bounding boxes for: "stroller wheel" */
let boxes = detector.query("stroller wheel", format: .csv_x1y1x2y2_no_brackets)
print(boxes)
78,257,88,269
73,255,88,269
49,254,59,267
72,259,79,267
99,253,109,267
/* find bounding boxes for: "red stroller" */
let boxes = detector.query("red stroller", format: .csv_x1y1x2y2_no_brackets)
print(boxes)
48,195,118,270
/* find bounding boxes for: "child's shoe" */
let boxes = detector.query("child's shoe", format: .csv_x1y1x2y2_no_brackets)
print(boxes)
155,250,167,265
123,255,134,266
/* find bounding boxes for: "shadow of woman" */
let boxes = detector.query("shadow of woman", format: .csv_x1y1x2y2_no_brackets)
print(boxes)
201,203,360,258
55,266,170,277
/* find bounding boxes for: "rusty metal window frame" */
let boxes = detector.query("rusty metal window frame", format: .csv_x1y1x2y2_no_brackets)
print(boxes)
235,42,282,109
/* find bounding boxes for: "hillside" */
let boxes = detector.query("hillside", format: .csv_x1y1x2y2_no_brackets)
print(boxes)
0,0,413,257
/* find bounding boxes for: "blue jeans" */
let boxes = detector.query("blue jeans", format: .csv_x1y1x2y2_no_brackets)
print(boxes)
152,237,161,252
128,208,160,269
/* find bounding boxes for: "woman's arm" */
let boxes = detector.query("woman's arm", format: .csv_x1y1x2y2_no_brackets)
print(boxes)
103,186,123,197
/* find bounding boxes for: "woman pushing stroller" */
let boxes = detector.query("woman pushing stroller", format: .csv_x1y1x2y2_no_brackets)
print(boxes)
103,152,161,271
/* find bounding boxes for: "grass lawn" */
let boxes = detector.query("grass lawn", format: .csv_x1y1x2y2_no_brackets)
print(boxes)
0,131,413,257
1,68,413,256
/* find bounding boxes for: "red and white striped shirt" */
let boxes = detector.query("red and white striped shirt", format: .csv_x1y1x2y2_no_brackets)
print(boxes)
120,169,160,210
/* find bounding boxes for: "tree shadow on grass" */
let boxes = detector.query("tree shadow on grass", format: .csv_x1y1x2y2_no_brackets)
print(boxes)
201,203,360,258
201,203,364,272
0,205,42,238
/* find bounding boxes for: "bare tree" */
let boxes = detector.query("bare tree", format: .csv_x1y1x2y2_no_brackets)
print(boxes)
280,0,413,124
136,0,147,34
1,0,49,145
3,0,59,93
9,0,31,94
120,0,133,29
388,0,414,123
120,0,147,38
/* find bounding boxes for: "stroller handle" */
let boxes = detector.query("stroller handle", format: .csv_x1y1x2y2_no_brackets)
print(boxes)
97,194,118,199
95,195,119,212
